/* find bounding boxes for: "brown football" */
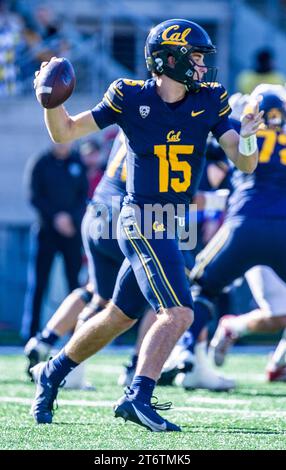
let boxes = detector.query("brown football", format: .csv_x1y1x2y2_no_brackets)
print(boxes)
35,58,75,109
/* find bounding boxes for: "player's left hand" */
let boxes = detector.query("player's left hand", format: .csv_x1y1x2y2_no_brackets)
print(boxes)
240,99,264,138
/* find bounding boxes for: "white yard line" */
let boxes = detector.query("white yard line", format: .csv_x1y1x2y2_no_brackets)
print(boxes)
186,396,249,405
1,396,286,419
232,373,265,381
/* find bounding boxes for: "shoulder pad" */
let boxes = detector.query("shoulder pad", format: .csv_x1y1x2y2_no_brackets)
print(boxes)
103,79,146,114
200,82,232,118
122,79,145,88
103,79,125,114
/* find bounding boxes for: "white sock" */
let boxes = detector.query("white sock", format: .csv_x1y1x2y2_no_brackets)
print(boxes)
224,314,252,337
195,341,209,366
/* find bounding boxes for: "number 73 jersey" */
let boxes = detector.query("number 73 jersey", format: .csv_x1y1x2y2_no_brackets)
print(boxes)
228,125,286,219
92,77,233,206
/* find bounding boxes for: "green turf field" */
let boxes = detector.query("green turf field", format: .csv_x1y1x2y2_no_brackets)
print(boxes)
0,350,285,450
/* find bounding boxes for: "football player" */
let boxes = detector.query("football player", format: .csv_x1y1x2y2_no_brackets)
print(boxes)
31,19,262,431
176,85,286,389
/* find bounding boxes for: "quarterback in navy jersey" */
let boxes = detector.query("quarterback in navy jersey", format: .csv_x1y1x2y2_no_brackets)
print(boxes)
31,19,263,431
92,77,233,206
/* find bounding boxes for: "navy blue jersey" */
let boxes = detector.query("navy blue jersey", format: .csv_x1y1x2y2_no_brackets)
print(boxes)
93,130,127,204
92,78,233,206
228,126,286,219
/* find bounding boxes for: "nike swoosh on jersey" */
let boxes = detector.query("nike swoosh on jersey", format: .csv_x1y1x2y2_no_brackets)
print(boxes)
191,109,205,117
132,404,167,431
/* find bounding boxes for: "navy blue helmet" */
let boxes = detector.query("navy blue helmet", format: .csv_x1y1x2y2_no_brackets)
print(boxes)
145,19,217,90
259,92,286,129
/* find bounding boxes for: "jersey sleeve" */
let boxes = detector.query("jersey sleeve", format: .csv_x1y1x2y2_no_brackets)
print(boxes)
91,79,125,129
211,85,233,141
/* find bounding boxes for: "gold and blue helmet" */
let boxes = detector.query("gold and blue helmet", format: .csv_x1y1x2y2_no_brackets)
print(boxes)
259,92,286,129
144,18,216,90
249,84,286,129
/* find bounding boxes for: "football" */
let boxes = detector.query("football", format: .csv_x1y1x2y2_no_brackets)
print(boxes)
35,58,76,109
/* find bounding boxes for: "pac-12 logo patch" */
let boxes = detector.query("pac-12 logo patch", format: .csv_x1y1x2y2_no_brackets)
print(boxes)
139,106,150,118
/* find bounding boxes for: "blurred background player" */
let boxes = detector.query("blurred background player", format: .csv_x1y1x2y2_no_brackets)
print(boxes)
21,142,88,341
266,328,286,381
24,130,150,388
210,266,286,382
79,139,105,199
173,85,286,390
209,84,286,380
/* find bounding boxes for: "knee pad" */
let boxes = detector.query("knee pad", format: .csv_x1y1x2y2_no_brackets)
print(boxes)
73,287,94,305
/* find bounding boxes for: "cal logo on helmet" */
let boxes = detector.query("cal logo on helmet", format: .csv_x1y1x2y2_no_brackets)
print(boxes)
161,25,192,46
144,18,217,91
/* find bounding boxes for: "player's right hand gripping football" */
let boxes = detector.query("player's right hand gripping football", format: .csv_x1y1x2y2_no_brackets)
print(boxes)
33,57,57,90
34,57,75,109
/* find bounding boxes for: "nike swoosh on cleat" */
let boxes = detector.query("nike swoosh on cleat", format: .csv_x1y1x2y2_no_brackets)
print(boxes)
131,404,167,431
191,110,205,117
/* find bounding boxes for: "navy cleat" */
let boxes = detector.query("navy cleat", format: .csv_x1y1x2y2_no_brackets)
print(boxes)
30,362,59,424
114,389,181,432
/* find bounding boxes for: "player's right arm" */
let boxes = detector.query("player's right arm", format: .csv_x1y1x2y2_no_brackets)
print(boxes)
34,60,100,143
44,107,100,143
35,60,124,143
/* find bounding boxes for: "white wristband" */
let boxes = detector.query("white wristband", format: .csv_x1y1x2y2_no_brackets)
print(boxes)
238,134,257,156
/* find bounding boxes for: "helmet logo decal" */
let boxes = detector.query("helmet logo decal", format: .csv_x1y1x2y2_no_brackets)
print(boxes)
139,106,150,118
167,130,181,142
155,58,164,72
161,25,192,46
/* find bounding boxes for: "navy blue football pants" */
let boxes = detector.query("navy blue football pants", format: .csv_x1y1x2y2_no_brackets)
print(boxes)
114,204,194,316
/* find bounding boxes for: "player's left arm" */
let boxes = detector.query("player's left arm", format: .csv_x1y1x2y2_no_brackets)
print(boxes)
219,101,264,173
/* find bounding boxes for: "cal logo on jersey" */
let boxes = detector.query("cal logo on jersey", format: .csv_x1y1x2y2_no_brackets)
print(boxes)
167,130,181,142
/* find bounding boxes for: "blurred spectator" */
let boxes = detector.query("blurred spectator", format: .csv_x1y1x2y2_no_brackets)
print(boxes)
236,48,286,94
16,4,71,81
0,0,23,95
80,140,104,198
32,5,70,64
21,143,88,340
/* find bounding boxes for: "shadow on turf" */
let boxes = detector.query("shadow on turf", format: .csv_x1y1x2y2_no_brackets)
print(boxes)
181,425,285,435
50,422,99,426
48,421,285,435
234,390,286,398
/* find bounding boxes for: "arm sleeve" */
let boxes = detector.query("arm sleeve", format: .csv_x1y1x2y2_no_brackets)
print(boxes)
91,79,124,129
